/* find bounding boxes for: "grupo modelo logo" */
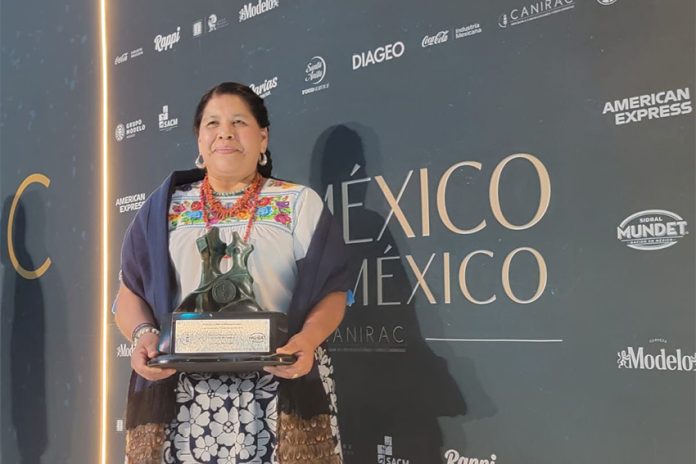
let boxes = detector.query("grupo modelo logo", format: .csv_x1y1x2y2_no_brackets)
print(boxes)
444,450,498,464
114,123,125,141
499,0,575,28
154,26,181,52
250,77,278,98
158,105,178,131
352,41,405,70
302,56,330,95
377,436,409,464
617,210,688,251
239,0,279,22
602,87,692,126
617,342,696,373
115,119,146,141
422,30,449,48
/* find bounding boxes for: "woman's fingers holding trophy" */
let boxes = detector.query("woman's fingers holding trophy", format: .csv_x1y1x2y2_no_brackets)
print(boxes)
131,333,177,381
264,333,315,379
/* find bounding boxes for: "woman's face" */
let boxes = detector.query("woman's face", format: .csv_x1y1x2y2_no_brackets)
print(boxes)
197,93,268,182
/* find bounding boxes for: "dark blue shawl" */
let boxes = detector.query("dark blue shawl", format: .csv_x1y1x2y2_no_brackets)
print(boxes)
120,169,350,427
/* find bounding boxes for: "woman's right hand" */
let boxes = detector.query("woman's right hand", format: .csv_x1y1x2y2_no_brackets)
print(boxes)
131,332,177,381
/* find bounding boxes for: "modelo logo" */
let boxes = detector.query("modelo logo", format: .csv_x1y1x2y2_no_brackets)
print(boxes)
250,77,278,96
249,333,266,344
444,450,497,464
352,41,405,70
617,347,696,372
422,31,449,48
239,0,279,22
154,27,181,52
617,209,688,250
114,52,128,65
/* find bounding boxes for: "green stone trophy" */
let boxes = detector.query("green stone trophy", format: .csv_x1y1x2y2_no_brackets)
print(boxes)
148,228,296,372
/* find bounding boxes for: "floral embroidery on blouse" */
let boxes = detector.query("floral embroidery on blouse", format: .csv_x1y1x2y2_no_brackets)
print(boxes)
168,187,296,231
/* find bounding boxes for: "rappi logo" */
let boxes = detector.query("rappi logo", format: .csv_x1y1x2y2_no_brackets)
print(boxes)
444,450,498,464
154,27,181,52
352,41,405,70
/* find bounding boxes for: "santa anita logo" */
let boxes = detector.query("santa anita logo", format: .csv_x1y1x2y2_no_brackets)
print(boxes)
617,210,688,251
250,77,278,98
353,41,405,70
377,436,408,464
498,0,575,28
617,343,696,372
239,0,279,22
444,450,498,464
302,56,330,95
154,27,181,52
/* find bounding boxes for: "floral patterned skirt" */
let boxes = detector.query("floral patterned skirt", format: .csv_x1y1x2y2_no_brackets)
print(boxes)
161,348,341,464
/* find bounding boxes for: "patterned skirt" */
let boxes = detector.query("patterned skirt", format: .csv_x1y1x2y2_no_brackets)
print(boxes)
161,347,341,464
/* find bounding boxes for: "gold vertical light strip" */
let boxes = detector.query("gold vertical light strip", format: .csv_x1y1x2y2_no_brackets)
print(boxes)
99,0,109,462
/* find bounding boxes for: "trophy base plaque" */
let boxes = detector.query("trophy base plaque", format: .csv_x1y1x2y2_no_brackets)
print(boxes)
148,353,296,373
147,311,297,373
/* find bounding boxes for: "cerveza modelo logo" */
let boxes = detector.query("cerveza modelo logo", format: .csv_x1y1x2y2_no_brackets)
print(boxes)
239,0,279,22
618,346,696,372
617,210,688,251
352,41,405,70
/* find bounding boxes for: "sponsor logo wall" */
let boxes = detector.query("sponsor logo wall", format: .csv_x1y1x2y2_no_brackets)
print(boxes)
103,2,695,464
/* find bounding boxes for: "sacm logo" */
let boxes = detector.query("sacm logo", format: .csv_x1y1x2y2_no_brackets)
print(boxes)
616,209,688,250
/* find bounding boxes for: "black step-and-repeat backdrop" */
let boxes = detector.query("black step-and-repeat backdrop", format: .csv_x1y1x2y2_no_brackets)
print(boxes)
106,1,695,462
2,0,693,463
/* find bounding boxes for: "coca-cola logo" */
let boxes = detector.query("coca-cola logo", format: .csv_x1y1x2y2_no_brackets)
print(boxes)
421,30,449,48
114,52,128,65
154,27,181,52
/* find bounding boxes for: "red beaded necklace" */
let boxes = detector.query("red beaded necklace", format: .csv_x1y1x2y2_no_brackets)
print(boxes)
200,173,265,241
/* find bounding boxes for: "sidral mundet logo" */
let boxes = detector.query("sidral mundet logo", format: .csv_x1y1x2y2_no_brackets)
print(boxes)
444,449,498,464
617,341,696,372
617,209,688,251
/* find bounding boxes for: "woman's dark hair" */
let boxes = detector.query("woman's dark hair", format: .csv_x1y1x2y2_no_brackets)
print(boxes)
193,82,273,177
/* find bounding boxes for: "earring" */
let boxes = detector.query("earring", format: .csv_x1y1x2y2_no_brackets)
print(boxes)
195,154,205,169
259,152,268,166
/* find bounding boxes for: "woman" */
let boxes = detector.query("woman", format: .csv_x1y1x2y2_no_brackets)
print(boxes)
114,82,349,464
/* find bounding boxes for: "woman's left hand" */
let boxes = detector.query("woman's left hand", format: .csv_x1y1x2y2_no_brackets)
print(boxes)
264,333,315,380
